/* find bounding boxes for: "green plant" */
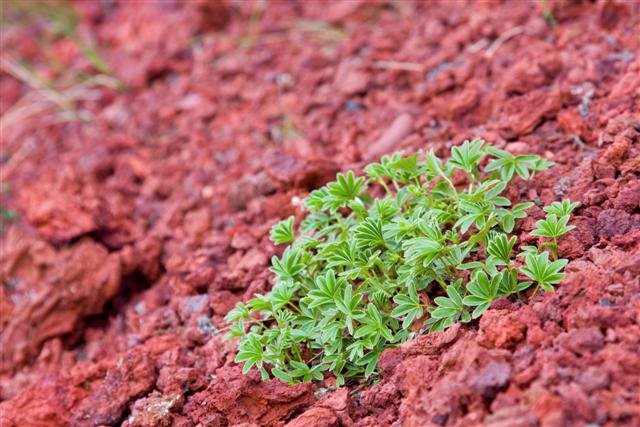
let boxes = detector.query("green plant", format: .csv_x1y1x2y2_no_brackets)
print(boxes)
0,207,17,234
539,0,557,29
226,139,575,385
530,200,577,259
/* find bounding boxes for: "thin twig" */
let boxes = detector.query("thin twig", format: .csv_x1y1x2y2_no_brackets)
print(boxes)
484,26,525,59
0,56,77,114
373,60,424,72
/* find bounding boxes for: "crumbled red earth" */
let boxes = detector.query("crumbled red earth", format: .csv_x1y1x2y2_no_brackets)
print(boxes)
1,1,639,426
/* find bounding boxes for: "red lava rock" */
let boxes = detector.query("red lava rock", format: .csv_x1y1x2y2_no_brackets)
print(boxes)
190,0,231,32
123,391,183,427
558,216,595,259
358,381,401,422
1,237,121,373
234,247,269,271
557,108,590,140
601,134,631,165
596,208,636,239
599,0,632,30
577,366,611,393
378,347,403,377
286,388,352,427
531,388,566,426
334,60,370,96
402,322,461,356
613,179,640,212
0,375,85,427
556,382,597,423
497,88,562,139
364,113,414,162
71,350,158,426
230,230,257,250
176,294,209,322
555,327,605,357
228,172,276,211
444,85,480,120
469,362,512,399
264,151,338,190
185,366,315,426
504,141,532,156
156,365,206,396
16,170,100,243
478,310,527,349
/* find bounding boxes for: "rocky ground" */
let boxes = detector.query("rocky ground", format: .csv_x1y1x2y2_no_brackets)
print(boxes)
1,1,639,426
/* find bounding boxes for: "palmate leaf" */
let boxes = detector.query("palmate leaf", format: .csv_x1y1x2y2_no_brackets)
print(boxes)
447,138,486,174
270,247,304,282
319,321,342,344
325,171,365,210
364,162,390,180
497,267,531,296
346,340,365,363
544,199,579,217
402,237,441,267
354,217,385,249
497,201,533,232
391,281,423,329
247,295,272,313
270,283,295,311
305,187,329,212
372,198,400,221
225,302,250,322
486,233,516,265
353,348,384,379
431,285,464,318
455,201,492,234
532,158,555,172
364,151,403,180
383,214,417,241
225,318,247,339
427,284,468,332
336,284,364,335
388,153,420,183
324,240,357,270
520,251,568,291
235,333,265,374
354,304,393,343
531,214,575,239
308,269,342,310
290,360,325,382
462,271,500,318
485,147,553,181
270,216,296,245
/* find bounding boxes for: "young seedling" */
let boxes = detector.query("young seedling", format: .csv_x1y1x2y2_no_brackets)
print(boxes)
520,251,568,293
226,139,575,385
530,200,578,259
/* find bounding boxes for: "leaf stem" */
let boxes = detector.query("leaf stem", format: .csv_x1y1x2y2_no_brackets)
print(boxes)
378,179,392,195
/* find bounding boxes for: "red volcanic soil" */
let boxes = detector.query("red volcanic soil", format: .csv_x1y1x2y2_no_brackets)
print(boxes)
1,1,639,426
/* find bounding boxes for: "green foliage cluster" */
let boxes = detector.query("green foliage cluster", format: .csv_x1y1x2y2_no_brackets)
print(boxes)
225,139,576,385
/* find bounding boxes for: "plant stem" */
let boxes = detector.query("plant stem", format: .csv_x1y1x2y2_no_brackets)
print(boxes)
378,179,392,196
441,175,459,205
384,242,404,262
287,302,302,314
429,269,448,291
551,238,558,260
